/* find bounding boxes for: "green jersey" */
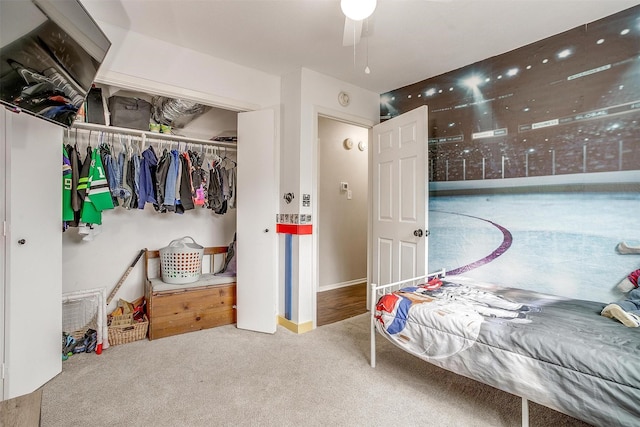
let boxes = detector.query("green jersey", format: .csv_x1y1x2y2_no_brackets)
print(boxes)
80,147,114,224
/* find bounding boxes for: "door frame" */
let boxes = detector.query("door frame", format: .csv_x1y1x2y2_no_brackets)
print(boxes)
0,108,7,400
312,106,375,328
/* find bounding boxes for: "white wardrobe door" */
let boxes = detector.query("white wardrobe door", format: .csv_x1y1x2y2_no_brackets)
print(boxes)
236,109,277,333
3,110,62,399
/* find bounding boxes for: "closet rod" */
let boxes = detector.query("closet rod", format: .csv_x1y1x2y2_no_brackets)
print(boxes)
72,121,237,150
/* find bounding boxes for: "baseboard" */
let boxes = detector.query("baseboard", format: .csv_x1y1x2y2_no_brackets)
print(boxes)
277,316,313,334
318,278,367,292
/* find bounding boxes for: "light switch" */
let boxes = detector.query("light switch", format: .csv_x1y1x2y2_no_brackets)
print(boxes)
347,190,353,200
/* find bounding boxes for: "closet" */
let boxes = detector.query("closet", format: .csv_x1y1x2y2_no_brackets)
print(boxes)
1,75,277,405
64,81,278,335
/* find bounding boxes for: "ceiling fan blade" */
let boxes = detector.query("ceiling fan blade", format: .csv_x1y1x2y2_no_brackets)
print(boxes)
342,17,363,46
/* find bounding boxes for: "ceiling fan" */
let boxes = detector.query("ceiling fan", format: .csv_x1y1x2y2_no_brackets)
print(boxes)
342,16,368,47
341,0,453,47
341,0,376,47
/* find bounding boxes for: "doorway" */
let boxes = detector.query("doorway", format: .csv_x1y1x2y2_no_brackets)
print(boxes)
316,116,369,326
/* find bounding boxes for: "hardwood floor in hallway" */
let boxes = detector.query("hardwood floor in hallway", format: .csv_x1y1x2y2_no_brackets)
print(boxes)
317,282,368,326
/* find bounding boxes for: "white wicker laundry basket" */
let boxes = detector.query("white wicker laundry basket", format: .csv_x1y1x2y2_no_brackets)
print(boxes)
159,236,204,284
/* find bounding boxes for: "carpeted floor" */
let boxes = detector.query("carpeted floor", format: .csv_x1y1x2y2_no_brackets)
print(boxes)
41,314,590,426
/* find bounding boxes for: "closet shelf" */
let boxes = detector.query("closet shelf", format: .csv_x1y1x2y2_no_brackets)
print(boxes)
71,121,237,150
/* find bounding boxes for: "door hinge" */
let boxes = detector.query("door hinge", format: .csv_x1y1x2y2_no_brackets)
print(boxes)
2,220,6,237
1,363,5,380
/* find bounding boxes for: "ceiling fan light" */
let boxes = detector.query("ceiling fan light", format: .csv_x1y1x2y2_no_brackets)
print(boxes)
341,0,377,21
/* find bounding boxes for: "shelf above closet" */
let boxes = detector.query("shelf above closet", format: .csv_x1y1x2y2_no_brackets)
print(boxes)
71,121,237,150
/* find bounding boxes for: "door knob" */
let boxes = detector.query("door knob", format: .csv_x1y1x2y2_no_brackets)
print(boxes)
413,229,423,237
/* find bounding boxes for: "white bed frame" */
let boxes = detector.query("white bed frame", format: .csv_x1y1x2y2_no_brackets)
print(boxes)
369,270,530,427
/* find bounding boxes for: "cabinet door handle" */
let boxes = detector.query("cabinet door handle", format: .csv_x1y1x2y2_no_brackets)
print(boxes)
18,239,26,245
264,229,269,233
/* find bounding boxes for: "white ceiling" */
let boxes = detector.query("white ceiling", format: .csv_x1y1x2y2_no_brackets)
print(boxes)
81,0,640,94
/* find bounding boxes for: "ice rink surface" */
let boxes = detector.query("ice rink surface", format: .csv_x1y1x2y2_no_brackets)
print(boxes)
428,192,640,304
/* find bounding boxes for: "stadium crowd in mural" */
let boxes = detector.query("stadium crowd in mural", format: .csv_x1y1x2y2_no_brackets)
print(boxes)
381,5,640,183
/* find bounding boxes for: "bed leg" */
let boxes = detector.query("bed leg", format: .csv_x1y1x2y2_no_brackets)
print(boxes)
521,397,529,427
370,309,376,368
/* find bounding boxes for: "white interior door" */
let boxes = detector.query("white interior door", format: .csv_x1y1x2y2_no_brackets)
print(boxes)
372,105,429,287
3,109,62,400
236,109,277,333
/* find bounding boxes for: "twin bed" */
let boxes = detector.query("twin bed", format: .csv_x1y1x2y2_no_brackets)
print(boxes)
370,271,640,427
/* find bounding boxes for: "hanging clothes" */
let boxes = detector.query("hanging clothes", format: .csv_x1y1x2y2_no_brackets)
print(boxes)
155,148,171,212
179,151,195,211
79,147,115,225
62,145,74,226
120,149,132,209
113,150,131,204
63,129,237,222
138,146,159,210
216,164,228,215
76,146,92,218
227,167,236,209
191,151,207,207
132,150,141,208
207,164,224,214
174,150,184,213
163,149,180,212
65,143,83,227
99,142,119,207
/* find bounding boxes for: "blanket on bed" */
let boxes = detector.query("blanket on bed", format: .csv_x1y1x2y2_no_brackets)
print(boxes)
374,277,640,427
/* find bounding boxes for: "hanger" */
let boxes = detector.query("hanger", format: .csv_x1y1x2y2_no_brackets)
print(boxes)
87,130,93,151
127,135,133,156
117,134,125,157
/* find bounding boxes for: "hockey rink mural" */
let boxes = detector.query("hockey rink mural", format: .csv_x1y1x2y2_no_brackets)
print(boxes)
381,5,640,303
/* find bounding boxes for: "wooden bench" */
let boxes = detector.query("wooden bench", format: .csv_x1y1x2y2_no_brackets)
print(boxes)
144,246,236,340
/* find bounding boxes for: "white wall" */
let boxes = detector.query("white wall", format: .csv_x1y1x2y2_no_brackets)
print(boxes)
318,117,368,289
94,22,280,111
62,207,236,309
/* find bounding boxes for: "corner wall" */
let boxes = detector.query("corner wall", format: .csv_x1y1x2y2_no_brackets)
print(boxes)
279,68,378,327
95,22,280,111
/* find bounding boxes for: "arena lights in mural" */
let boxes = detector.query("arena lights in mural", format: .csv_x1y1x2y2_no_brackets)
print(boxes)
381,4,640,182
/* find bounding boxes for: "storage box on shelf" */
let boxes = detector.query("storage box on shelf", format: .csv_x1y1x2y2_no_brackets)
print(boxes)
144,246,236,340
